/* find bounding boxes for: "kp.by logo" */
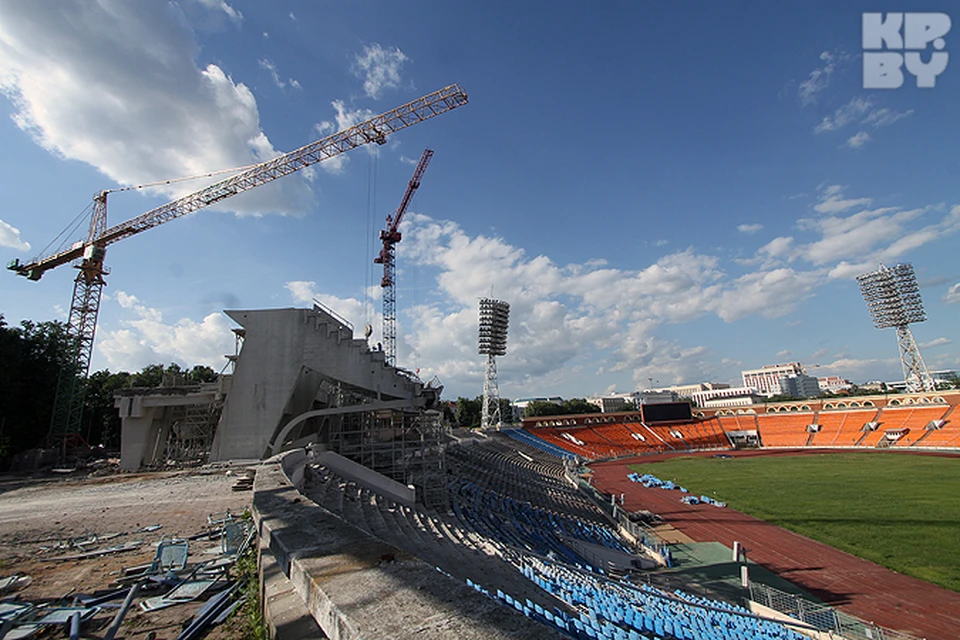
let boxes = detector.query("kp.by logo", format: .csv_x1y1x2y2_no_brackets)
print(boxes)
863,13,951,88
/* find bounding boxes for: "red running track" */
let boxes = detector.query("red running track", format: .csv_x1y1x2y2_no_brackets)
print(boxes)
590,450,960,640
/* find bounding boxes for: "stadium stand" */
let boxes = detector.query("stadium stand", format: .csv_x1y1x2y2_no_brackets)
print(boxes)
755,413,815,447
299,433,818,640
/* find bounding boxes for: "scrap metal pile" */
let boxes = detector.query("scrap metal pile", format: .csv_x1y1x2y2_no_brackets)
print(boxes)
0,510,255,640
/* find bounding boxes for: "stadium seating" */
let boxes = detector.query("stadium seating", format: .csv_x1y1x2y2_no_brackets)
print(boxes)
876,406,949,447
755,413,814,447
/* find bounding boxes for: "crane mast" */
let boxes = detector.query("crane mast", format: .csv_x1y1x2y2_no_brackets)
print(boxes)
8,85,467,445
375,148,433,367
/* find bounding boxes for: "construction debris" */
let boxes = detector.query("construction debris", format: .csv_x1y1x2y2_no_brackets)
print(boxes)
0,510,255,640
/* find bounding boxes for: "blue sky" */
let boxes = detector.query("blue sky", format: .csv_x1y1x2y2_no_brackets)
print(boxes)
1,1,958,399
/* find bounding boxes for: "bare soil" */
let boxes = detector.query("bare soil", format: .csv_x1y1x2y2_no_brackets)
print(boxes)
0,467,253,639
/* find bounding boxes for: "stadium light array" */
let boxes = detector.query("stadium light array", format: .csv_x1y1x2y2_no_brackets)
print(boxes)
479,298,510,429
856,263,934,393
856,263,926,329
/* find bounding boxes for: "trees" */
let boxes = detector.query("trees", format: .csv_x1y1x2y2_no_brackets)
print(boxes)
1,312,222,458
0,315,72,456
523,398,601,418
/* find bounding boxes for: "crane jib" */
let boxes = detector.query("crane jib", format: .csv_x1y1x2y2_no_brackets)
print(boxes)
15,84,468,278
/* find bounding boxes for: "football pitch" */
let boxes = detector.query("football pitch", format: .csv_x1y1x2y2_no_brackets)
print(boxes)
627,452,960,592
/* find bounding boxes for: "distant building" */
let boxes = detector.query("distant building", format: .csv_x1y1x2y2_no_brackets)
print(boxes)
646,382,730,398
690,386,763,408
779,374,821,399
586,395,630,413
511,396,564,421
637,390,679,405
742,362,806,396
818,376,853,394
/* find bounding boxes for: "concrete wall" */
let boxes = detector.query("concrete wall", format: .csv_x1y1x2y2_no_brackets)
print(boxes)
211,308,428,462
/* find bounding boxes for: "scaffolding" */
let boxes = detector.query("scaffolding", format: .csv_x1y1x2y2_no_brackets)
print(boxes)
164,401,224,463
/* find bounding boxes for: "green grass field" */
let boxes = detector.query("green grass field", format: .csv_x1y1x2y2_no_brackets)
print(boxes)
628,452,960,592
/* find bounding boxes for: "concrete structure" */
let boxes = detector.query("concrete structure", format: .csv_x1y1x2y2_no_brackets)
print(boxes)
114,380,227,471
210,305,440,462
779,374,822,399
742,362,807,396
691,386,764,408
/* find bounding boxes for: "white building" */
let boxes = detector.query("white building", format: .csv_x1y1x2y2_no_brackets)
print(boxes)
586,393,635,413
646,382,730,398
741,362,806,396
818,376,853,394
690,386,764,408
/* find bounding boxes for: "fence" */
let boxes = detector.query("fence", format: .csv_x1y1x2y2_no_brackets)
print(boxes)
748,582,920,640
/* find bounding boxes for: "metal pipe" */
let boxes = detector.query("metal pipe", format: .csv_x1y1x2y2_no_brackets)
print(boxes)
68,611,81,640
103,579,143,640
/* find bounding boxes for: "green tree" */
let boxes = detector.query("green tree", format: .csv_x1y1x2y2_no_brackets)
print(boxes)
523,401,565,418
561,398,601,415
0,314,73,456
456,396,482,428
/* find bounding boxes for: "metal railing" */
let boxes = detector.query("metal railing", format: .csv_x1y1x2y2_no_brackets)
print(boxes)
748,582,921,640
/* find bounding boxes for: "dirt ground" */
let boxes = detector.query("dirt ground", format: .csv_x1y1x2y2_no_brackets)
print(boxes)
0,467,254,639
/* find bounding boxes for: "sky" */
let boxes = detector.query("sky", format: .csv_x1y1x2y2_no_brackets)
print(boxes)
1,1,958,400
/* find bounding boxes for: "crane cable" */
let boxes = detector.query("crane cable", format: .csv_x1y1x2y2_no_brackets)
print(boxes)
103,163,259,195
363,152,378,334
32,163,260,262
32,200,95,263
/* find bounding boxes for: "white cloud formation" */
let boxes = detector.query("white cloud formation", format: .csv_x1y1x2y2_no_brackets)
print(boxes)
798,50,842,106
98,291,236,371
944,283,960,304
258,58,301,90
352,43,409,99
813,184,873,214
814,97,875,133
314,101,377,173
0,1,313,218
0,219,30,250
845,131,871,149
919,337,952,349
737,223,763,234
814,97,913,135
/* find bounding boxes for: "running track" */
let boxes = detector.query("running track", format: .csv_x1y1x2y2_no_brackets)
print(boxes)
590,450,960,640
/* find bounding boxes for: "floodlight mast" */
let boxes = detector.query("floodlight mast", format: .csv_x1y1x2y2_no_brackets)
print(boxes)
856,263,935,392
478,298,509,429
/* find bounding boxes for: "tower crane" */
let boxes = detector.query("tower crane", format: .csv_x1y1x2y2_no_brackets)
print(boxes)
8,84,468,445
374,148,433,367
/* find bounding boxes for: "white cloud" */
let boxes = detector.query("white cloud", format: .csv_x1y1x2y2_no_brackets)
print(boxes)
98,290,236,371
862,108,913,128
193,0,242,23
0,219,30,250
258,58,301,90
352,43,409,100
845,131,871,149
314,100,377,173
944,283,960,304
798,50,842,106
814,97,874,133
737,223,763,234
0,1,313,218
776,349,792,359
813,185,872,214
814,97,913,136
919,337,952,349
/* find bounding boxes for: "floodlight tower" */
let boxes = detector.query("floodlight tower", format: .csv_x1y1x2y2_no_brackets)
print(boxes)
478,298,510,429
856,263,935,392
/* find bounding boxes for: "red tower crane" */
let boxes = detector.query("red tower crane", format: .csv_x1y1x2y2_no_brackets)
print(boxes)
374,148,433,367
8,85,468,445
